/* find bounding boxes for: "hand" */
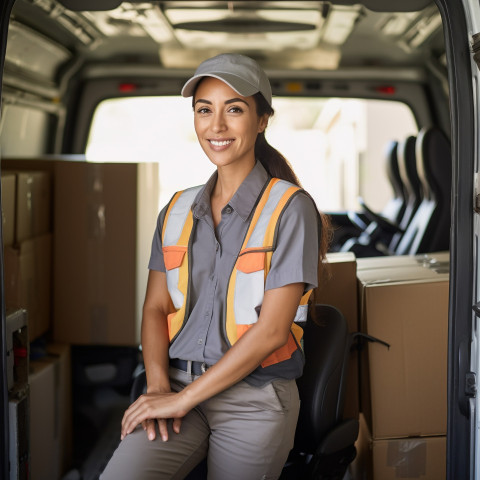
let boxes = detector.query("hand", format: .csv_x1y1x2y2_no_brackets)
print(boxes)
141,417,183,442
121,391,190,441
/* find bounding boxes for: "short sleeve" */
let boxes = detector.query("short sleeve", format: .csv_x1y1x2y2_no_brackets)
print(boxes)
265,192,319,292
148,204,168,272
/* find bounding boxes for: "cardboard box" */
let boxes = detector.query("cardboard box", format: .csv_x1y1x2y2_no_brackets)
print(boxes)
352,414,446,480
1,172,15,246
53,160,159,345
13,170,52,243
356,252,449,272
358,265,449,439
317,252,358,332
4,234,52,341
29,344,72,480
316,251,359,419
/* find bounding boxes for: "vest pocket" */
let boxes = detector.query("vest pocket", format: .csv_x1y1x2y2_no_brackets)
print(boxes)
163,246,187,270
236,249,265,273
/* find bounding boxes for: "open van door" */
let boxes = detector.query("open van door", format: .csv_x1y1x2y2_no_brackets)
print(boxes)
0,2,16,479
442,0,480,478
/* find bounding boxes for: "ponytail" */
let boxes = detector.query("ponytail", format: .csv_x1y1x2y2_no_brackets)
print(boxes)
252,92,332,262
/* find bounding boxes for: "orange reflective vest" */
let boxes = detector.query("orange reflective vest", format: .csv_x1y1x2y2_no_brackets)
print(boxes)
161,177,312,368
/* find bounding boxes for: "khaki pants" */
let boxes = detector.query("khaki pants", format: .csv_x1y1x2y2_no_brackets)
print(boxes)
100,367,300,480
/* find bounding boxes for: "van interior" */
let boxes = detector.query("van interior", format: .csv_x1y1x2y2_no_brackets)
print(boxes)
0,1,469,479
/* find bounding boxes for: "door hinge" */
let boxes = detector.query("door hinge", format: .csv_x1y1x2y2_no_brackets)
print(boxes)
472,33,480,70
466,372,477,397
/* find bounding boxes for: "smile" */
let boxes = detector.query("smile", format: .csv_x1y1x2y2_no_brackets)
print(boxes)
209,139,233,146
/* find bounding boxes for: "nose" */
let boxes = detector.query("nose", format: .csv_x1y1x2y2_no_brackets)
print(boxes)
211,111,226,133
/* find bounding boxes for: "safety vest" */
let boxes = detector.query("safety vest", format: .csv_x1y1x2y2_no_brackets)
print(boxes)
161,177,313,368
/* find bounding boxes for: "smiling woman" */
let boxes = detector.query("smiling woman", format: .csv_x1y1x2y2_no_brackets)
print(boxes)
99,53,331,480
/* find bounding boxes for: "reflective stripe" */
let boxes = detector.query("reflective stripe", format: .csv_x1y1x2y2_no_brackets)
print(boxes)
234,269,264,325
167,267,183,309
232,180,301,332
293,304,309,324
163,186,202,246
162,185,202,341
246,180,289,248
228,178,310,363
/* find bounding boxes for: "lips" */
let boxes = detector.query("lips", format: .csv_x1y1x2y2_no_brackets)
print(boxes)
209,139,233,147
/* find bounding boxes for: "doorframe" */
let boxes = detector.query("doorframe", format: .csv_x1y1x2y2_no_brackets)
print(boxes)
0,1,17,478
436,0,476,478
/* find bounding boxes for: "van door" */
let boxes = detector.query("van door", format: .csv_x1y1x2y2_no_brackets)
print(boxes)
441,0,480,478
0,2,17,479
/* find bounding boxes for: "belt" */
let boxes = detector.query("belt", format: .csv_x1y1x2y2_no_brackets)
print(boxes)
170,358,210,375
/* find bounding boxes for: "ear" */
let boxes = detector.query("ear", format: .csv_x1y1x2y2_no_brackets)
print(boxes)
257,114,269,133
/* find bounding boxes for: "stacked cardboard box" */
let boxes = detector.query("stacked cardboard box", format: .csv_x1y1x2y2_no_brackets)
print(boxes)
316,251,359,419
52,160,159,345
2,169,52,341
352,254,449,479
3,157,159,345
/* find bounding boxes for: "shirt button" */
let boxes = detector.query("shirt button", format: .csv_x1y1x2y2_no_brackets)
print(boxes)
225,206,232,214
197,338,204,345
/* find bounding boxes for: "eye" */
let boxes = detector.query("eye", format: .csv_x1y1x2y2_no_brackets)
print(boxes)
228,106,243,113
196,106,211,114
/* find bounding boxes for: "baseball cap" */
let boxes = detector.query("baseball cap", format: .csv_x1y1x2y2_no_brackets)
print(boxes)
181,53,272,106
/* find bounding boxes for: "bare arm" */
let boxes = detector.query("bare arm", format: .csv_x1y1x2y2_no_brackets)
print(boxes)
138,270,178,440
121,281,304,438
141,270,173,392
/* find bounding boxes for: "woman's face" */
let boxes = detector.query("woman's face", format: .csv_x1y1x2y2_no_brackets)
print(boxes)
193,77,268,171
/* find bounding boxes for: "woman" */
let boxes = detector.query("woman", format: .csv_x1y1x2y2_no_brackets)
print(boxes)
101,53,330,480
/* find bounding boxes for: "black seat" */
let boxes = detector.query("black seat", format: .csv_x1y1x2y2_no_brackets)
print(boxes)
389,135,423,250
340,139,411,256
281,304,358,479
395,126,451,254
129,305,358,480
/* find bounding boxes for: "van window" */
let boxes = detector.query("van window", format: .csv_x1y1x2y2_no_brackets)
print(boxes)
86,96,417,212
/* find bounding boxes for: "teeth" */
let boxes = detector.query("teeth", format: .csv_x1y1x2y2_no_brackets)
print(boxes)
210,139,232,146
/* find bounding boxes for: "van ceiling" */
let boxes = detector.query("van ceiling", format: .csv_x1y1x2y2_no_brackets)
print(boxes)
10,1,443,73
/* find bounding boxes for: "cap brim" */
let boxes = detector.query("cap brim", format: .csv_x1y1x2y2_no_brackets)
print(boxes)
181,72,259,99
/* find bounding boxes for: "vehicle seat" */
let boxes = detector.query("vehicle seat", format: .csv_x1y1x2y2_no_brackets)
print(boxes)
395,126,451,254
340,139,409,256
389,135,423,250
281,304,359,479
129,305,358,480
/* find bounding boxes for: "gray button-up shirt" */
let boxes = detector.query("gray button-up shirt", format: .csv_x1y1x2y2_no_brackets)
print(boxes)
148,161,319,386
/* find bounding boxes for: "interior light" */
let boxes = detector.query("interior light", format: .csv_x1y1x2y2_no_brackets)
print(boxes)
286,82,303,93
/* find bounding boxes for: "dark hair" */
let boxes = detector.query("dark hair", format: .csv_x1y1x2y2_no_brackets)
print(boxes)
253,92,332,264
252,93,302,186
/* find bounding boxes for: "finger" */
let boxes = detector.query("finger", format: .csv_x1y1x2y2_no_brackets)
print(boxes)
146,419,156,441
158,418,169,442
121,397,149,438
173,417,182,434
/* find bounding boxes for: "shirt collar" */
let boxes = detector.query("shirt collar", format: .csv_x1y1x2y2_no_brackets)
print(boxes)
192,161,270,222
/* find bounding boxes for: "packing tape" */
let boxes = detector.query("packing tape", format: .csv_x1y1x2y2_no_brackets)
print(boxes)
386,438,427,477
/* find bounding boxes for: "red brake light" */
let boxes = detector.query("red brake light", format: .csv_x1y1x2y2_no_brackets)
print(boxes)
118,83,138,93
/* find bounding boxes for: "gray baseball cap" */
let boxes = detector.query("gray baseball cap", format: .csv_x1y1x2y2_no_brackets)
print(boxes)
181,53,272,106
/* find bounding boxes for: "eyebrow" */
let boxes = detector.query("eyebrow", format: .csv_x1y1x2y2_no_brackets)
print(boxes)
194,97,249,107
